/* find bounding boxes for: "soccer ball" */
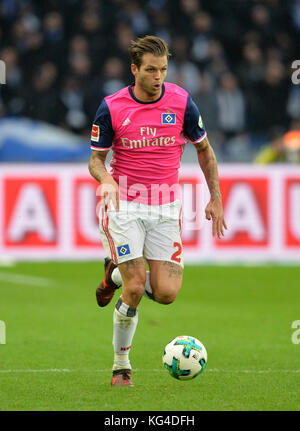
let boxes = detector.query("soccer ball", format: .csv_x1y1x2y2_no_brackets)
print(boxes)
162,335,207,380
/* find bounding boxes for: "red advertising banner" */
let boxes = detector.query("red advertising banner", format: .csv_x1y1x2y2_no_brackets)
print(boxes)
73,177,101,248
285,178,300,248
215,177,269,248
3,177,58,248
0,164,299,262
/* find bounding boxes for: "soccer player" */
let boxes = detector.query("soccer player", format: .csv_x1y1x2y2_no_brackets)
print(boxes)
88,35,227,386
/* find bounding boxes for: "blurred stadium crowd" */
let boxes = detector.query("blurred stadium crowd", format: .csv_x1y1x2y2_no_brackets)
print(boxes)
0,0,300,162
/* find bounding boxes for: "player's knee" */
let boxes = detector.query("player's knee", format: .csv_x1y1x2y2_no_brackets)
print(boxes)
151,278,181,304
155,291,178,305
131,282,146,298
124,274,146,298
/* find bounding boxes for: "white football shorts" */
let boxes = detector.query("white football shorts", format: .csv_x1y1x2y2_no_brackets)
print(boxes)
99,199,183,267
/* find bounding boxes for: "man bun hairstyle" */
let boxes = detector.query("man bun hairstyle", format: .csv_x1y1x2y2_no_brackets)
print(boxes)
129,35,171,69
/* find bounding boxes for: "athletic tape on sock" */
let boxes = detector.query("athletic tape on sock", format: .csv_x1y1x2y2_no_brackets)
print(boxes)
115,298,137,317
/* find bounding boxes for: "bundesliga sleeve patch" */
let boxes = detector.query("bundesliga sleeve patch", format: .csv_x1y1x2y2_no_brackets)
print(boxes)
91,124,100,142
162,113,176,124
198,115,203,128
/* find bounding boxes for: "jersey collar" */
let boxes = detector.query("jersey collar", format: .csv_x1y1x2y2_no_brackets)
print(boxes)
128,83,165,104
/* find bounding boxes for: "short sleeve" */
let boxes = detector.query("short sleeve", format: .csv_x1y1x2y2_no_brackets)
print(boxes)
183,95,207,143
90,99,114,150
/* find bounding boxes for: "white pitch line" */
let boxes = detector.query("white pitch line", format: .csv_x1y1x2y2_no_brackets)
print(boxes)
0,271,53,287
0,256,16,267
0,368,300,374
0,369,72,373
138,368,300,374
206,368,300,374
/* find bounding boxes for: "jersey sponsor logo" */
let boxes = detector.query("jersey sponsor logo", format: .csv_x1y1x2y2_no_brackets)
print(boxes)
122,118,131,126
121,136,176,149
91,124,100,142
162,113,176,124
198,115,203,128
117,244,131,256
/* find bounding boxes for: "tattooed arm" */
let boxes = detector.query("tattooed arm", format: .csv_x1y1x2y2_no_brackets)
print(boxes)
194,137,221,199
88,149,110,182
193,137,227,238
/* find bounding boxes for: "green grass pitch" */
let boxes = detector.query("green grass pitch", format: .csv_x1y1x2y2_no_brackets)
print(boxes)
0,262,299,411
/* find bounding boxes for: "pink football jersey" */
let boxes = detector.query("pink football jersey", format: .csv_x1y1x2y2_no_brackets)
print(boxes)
91,82,206,204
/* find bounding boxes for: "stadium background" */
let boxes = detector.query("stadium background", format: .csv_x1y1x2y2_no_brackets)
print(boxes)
1,0,300,162
1,0,300,413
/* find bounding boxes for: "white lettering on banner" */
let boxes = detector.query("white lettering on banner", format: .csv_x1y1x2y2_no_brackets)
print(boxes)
290,184,300,240
223,183,265,241
7,184,55,242
78,185,100,242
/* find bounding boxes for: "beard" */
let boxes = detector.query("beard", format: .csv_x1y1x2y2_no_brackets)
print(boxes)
139,76,161,97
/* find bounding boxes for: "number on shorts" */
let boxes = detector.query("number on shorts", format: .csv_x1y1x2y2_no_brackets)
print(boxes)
171,242,182,263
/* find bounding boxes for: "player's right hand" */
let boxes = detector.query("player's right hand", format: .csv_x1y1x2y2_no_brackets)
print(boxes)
100,174,120,211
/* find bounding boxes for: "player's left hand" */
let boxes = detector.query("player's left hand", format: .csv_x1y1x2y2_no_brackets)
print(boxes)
205,197,227,239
